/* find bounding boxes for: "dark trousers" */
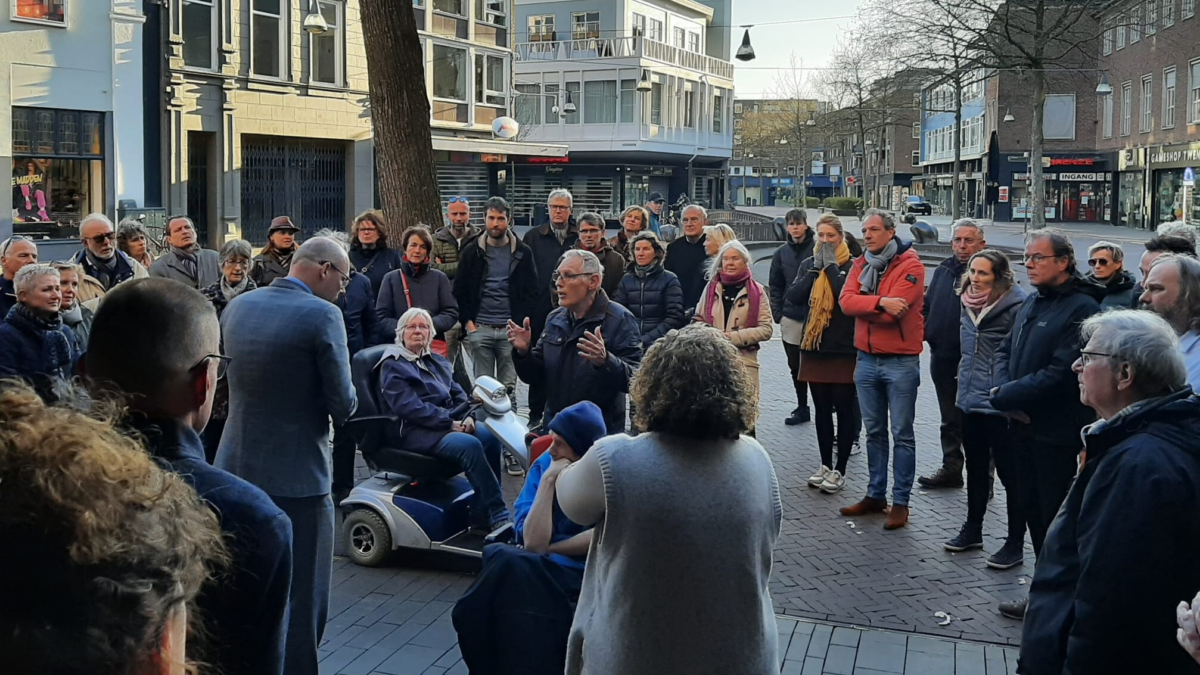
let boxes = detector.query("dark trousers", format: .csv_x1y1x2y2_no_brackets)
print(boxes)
452,544,585,675
270,493,334,675
782,341,811,409
810,382,857,473
1012,428,1079,557
331,423,356,495
930,354,964,473
963,414,1025,543
201,417,226,464
527,314,549,425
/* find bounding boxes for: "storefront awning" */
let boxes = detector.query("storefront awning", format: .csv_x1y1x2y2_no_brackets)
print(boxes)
431,136,568,158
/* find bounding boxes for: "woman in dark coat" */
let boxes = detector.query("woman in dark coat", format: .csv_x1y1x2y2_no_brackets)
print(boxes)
250,216,298,287
375,226,459,349
200,239,257,462
349,210,403,300
53,261,94,355
612,231,686,351
0,264,77,401
787,215,859,494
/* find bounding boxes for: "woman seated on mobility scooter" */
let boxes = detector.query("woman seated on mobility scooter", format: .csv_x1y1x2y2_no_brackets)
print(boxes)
379,306,510,532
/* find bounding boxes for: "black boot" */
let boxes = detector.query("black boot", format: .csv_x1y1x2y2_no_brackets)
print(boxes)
785,405,811,426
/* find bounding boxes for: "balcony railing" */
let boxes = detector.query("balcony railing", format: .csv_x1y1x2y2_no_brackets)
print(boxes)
515,36,734,80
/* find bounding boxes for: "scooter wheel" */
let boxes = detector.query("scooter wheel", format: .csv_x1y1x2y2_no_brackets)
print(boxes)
343,508,392,567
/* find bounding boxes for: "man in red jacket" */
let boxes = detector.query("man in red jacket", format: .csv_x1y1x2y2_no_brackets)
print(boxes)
837,209,925,530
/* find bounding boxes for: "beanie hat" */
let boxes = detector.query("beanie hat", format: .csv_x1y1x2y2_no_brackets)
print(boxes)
547,401,607,457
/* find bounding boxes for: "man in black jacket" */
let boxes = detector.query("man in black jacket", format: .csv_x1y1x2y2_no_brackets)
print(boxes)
990,228,1103,621
664,204,710,314
455,197,539,406
918,219,986,489
1021,309,1200,675
769,208,815,425
523,189,579,428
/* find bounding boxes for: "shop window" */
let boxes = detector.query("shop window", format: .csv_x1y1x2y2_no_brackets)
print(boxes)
182,0,217,69
13,0,64,24
11,108,105,237
251,0,285,78
432,44,467,101
474,52,506,106
310,0,343,86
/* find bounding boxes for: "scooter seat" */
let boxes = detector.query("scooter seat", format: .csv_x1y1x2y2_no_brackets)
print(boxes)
366,446,463,482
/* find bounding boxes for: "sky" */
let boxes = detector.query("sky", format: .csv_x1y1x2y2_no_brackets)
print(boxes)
728,0,862,100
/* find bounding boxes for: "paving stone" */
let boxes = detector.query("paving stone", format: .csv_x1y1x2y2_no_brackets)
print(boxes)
904,650,955,674
955,643,988,675
319,646,365,675
781,660,806,675
907,636,956,657
375,644,445,675
808,623,834,659
408,622,459,651
802,656,826,675
823,644,857,674
830,627,862,648
853,638,907,673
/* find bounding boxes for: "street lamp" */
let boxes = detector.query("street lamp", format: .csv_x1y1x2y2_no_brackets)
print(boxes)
1096,73,1113,96
636,69,652,93
303,0,329,34
1003,108,1015,123
735,29,756,61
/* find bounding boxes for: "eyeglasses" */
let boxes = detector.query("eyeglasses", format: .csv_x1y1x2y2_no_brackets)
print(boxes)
320,260,351,288
223,259,251,270
88,232,116,245
0,234,31,257
1087,258,1111,267
447,197,470,205
1022,253,1062,265
551,271,594,284
548,204,572,211
357,226,379,233
191,354,232,380
1078,350,1113,367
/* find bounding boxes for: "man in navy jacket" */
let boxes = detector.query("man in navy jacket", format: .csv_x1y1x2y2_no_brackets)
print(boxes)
85,279,293,675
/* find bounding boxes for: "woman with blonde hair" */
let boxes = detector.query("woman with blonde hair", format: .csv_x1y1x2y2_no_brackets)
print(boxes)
703,223,738,260
611,205,651,259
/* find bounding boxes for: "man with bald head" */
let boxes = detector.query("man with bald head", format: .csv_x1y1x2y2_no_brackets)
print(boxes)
216,236,357,675
85,278,293,675
70,213,149,308
0,235,38,317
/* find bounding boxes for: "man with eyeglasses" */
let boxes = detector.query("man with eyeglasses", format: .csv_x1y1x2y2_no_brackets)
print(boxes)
988,227,1103,621
1083,241,1137,310
85,278,294,675
216,236,357,675
70,212,150,308
150,216,222,290
556,212,624,299
0,234,38,317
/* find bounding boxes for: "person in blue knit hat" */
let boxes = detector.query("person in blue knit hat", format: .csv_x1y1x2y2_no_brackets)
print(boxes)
452,400,607,675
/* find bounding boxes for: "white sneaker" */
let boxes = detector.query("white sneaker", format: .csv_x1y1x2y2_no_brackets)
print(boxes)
819,470,846,494
850,439,862,455
807,465,832,488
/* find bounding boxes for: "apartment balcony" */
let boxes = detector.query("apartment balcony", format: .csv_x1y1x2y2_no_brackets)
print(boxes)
515,35,734,81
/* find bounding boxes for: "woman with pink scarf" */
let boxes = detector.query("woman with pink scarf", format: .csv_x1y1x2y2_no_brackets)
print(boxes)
695,239,774,431
944,249,1029,569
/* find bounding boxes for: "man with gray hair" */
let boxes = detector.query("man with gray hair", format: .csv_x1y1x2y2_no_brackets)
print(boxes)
216,235,357,675
664,203,711,314
1140,253,1200,390
1021,309,1200,675
70,213,149,308
1083,241,1136,309
0,234,38,317
522,189,579,429
508,249,642,433
150,215,221,290
918,218,986,490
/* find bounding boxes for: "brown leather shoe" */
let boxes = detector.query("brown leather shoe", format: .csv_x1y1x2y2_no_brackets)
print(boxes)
884,505,910,530
839,496,888,517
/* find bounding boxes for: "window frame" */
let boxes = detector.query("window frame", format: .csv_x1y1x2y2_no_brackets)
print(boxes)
672,26,686,48
683,83,695,128
687,31,700,53
308,0,344,87
912,121,920,138
432,0,466,19
10,0,66,26
1147,0,1158,34
911,150,920,166
1190,58,1200,123
250,0,287,80
1164,0,1176,27
1131,5,1142,42
1117,13,1127,48
474,51,506,107
1140,74,1153,132
572,11,600,40
475,0,506,27
1103,25,1114,55
181,0,219,71
647,17,664,42
431,42,469,103
528,14,554,41
1163,66,1177,128
1121,81,1133,135
632,12,646,37
712,89,725,133
620,78,636,123
1185,0,1195,18
1103,88,1114,138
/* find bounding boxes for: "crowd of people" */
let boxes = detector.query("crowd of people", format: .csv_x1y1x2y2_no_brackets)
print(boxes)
4,194,1200,675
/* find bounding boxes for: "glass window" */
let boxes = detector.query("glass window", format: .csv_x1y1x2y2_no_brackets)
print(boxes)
310,1,342,86
683,87,695,127
1191,59,1200,122
584,80,617,124
432,44,467,100
13,0,64,24
1165,0,1176,26
528,14,554,40
1163,67,1176,128
1117,13,1127,48
12,157,103,235
650,82,663,125
474,53,505,106
1148,0,1158,32
514,83,541,126
565,81,581,124
1103,89,1114,137
1103,26,1113,55
572,12,599,40
543,83,559,122
433,0,464,16
1043,94,1076,140
648,18,663,42
713,89,725,133
1141,75,1153,131
673,27,686,48
911,150,919,166
1121,81,1133,134
251,0,284,78
632,13,646,36
1186,0,1195,18
182,0,217,69
687,32,700,53
620,79,636,123
475,0,505,26
1132,5,1142,41
912,122,920,138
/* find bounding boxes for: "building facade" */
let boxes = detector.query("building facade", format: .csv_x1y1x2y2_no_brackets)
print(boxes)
915,75,988,216
2,0,147,242
511,0,734,222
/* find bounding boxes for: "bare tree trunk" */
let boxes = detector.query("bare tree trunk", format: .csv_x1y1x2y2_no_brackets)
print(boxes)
360,0,444,240
1029,68,1047,230
951,76,962,221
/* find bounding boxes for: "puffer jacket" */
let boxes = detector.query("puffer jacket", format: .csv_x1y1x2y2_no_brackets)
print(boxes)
1086,269,1137,310
954,285,1027,415
838,239,926,355
1020,389,1200,675
768,235,815,322
337,271,380,355
0,304,78,401
784,256,857,357
612,262,687,350
431,225,481,280
991,273,1104,446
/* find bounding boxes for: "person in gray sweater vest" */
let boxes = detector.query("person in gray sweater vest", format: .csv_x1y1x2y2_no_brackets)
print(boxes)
556,324,782,675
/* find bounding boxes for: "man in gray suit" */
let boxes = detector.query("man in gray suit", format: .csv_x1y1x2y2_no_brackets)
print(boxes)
149,216,221,289
216,236,358,675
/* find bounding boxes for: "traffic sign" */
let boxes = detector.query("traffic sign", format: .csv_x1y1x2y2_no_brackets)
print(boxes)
1185,166,1196,187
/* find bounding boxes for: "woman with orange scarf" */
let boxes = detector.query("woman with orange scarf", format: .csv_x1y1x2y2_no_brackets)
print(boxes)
784,215,861,494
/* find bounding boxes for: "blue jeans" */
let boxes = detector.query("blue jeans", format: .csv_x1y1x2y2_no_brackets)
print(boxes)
854,352,921,506
434,425,509,527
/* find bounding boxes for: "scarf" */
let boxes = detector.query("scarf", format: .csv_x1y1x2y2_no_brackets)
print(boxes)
859,238,898,295
801,241,852,350
402,257,428,278
220,276,250,302
9,303,73,374
172,246,199,280
633,260,661,278
702,268,760,328
60,303,83,326
85,249,117,288
961,287,991,312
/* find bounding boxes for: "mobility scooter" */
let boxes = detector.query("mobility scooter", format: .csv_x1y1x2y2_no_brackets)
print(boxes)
340,345,530,567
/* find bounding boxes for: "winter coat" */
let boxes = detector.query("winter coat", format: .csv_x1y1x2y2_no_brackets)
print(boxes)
1086,269,1138,310
768,235,816,322
664,233,710,315
1020,389,1200,675
696,278,775,356
838,240,926,355
250,249,294,288
150,247,222,290
513,291,642,433
991,274,1104,447
376,264,458,344
608,230,635,260
954,286,1027,415
338,271,380,355
0,304,78,400
349,245,403,300
431,225,481,280
0,276,14,318
553,242,625,301
70,249,149,310
922,256,967,360
201,279,257,422
524,218,580,330
60,305,95,355
784,256,857,357
612,263,687,350
202,279,259,319
378,350,471,454
453,233,538,328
